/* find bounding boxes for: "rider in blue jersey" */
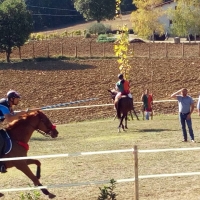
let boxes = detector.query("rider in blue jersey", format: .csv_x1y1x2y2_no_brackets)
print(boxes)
0,90,30,173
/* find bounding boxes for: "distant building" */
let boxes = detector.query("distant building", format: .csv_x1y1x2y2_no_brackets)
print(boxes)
155,0,177,32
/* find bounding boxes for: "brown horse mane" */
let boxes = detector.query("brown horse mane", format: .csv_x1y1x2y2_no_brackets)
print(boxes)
6,111,39,131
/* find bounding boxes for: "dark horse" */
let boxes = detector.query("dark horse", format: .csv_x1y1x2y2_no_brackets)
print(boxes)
0,111,59,198
108,90,139,132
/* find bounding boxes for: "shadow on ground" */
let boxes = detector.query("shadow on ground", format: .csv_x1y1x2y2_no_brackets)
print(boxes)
138,129,177,132
0,58,96,71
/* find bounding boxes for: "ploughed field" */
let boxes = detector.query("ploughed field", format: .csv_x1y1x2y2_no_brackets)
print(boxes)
0,56,200,125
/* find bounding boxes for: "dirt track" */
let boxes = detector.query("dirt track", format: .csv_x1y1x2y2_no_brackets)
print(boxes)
0,57,200,125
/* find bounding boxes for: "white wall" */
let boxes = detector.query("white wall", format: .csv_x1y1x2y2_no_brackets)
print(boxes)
159,2,177,32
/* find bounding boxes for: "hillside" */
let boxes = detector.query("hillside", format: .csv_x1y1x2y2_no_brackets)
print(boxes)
36,14,133,34
0,57,199,126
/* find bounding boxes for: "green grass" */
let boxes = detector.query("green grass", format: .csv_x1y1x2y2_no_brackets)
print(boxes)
1,114,200,199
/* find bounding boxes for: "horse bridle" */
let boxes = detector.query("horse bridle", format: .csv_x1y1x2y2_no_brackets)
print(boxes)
37,120,56,137
29,112,56,137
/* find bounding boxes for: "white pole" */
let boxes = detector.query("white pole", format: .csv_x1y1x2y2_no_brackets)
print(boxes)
134,145,139,200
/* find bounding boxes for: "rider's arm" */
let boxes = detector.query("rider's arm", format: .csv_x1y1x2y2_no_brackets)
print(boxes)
4,110,27,123
0,105,27,123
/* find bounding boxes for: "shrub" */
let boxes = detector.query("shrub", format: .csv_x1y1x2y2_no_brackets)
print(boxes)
19,184,41,200
87,23,111,35
97,34,116,43
85,32,91,38
74,30,82,36
83,30,87,35
36,34,42,41
29,33,36,40
98,179,117,200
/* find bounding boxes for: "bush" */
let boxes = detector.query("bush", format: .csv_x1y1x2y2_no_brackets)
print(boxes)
98,179,117,200
74,30,82,36
96,34,116,43
87,23,111,35
85,32,91,38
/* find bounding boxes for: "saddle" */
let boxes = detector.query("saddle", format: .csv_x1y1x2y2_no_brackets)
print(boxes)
0,129,12,155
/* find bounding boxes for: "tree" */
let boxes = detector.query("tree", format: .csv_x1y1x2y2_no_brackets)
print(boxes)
167,0,200,40
114,0,133,80
0,0,33,62
121,0,136,12
131,0,164,40
25,0,83,31
73,0,116,23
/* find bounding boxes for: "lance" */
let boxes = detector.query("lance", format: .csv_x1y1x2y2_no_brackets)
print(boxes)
15,98,98,113
39,97,99,110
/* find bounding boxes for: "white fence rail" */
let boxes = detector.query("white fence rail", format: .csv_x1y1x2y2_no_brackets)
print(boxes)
1,146,200,200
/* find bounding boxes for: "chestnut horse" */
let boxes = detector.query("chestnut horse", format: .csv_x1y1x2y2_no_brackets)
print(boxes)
108,90,139,132
0,111,58,198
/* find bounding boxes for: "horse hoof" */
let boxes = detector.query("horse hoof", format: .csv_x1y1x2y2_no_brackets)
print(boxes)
0,193,4,198
49,193,56,199
125,127,128,129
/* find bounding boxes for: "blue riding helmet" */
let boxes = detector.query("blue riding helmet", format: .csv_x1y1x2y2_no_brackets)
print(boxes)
7,90,21,99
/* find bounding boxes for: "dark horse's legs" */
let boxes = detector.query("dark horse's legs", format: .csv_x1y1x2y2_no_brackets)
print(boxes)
118,113,127,132
15,160,56,199
125,114,128,129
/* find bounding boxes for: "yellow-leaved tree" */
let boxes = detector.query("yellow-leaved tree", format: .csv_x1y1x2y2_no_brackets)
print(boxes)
114,0,132,80
168,0,200,41
131,0,164,41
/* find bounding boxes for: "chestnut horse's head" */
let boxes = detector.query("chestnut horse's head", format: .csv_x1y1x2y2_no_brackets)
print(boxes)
35,111,59,138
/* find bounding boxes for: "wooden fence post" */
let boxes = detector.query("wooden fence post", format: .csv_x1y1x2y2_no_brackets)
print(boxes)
103,43,105,57
61,42,63,57
182,43,184,57
198,43,200,57
134,145,139,200
75,44,77,58
32,42,35,59
165,43,168,58
132,43,134,57
47,43,50,58
148,45,150,58
89,42,92,58
18,47,21,60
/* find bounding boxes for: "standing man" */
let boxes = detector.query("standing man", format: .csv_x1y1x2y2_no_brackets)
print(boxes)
141,89,153,120
170,88,195,142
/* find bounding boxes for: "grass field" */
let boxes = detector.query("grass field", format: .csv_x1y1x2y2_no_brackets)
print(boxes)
1,114,200,199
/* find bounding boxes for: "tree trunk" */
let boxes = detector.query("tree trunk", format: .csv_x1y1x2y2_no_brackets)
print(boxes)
6,50,11,63
152,31,155,43
188,34,191,43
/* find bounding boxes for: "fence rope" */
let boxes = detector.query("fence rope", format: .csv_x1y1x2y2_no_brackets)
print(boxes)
1,147,200,192
37,98,199,111
1,146,200,161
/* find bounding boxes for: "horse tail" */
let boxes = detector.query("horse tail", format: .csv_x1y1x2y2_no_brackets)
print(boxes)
117,100,121,119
